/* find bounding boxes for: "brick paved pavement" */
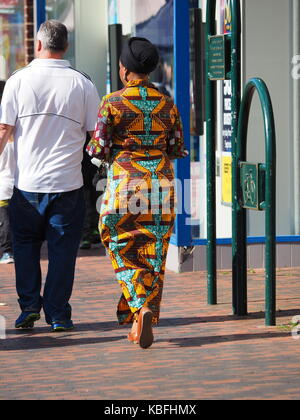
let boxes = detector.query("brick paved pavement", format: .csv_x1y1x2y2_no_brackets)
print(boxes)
0,246,300,400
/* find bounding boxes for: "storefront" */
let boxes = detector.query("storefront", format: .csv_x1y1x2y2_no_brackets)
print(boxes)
0,0,107,97
0,0,25,80
1,0,299,271
106,0,300,272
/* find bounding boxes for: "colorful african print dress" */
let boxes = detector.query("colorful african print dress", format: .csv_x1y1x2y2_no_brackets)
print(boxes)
87,80,186,325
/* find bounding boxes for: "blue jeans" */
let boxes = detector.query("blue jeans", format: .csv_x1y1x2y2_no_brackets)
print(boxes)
9,187,85,323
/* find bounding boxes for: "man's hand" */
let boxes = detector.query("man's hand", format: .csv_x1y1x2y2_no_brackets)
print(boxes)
0,124,14,155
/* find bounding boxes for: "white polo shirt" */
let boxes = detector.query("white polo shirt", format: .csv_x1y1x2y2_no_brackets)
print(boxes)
0,59,100,193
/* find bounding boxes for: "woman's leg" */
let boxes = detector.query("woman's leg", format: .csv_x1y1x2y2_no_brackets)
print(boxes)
100,153,176,348
101,211,175,326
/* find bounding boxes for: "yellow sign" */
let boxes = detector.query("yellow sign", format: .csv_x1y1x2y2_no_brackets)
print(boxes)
222,156,232,204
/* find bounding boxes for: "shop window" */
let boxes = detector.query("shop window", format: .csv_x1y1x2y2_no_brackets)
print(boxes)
0,0,25,80
133,0,174,98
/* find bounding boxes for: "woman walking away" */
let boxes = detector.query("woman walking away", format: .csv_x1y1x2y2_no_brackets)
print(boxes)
87,37,187,348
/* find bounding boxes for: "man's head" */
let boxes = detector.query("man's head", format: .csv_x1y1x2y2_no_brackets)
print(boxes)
36,20,68,58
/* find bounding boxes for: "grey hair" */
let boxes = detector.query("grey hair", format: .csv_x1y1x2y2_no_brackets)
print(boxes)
37,20,68,52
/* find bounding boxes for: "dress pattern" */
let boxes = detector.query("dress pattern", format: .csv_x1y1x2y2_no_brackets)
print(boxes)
87,80,186,325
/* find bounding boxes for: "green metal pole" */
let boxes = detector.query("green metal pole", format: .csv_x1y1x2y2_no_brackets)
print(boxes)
237,78,276,326
230,0,247,316
205,0,217,305
262,83,277,327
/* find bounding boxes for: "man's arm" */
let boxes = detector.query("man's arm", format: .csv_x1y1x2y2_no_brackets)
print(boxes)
0,124,14,156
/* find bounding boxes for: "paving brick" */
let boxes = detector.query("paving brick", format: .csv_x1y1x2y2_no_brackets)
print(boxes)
0,247,300,400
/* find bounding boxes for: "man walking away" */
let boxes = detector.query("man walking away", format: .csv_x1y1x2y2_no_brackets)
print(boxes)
0,20,100,332
0,142,14,265
0,80,14,264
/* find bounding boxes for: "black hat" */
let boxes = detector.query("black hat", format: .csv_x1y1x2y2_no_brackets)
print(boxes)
120,37,159,75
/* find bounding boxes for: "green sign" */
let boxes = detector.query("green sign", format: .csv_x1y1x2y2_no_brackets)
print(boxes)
240,162,260,210
208,35,226,80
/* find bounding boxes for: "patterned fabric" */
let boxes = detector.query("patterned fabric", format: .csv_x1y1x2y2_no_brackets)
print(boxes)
87,80,186,325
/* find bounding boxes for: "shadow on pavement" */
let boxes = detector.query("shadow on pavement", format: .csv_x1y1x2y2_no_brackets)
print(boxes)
164,330,290,348
164,332,290,347
159,308,300,327
4,320,121,336
0,334,125,351
1,308,297,351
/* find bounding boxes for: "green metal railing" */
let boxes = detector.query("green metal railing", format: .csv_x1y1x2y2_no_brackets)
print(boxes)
205,0,277,326
205,0,241,306
229,0,244,317
237,78,277,326
205,0,217,305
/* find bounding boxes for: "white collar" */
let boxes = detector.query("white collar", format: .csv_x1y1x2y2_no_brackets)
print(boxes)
29,59,71,68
